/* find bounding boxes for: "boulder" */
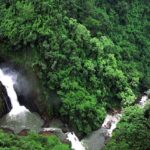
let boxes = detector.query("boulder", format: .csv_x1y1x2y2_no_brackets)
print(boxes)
0,82,11,117
18,129,30,136
104,121,112,129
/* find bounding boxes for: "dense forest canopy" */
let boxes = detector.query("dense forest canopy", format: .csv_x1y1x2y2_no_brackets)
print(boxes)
0,0,150,149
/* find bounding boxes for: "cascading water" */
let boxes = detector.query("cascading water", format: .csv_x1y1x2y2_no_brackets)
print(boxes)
0,69,29,116
81,112,122,150
41,127,86,150
66,132,85,150
139,95,148,107
81,95,149,150
0,68,43,133
0,67,86,149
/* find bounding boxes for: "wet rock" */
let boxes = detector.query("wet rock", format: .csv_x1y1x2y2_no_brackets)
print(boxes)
18,129,30,136
39,130,53,136
41,114,50,128
39,128,70,144
104,121,111,129
40,127,68,143
62,126,69,133
0,82,12,117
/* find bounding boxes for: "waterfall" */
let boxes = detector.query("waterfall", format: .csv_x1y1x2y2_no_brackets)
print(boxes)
0,68,43,133
0,68,29,116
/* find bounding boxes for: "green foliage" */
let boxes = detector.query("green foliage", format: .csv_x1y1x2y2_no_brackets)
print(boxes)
0,0,149,137
60,87,106,135
104,106,150,150
0,130,70,150
64,0,150,92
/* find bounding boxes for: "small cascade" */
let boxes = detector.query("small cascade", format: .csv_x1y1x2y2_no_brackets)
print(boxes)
41,127,67,142
139,95,148,107
82,94,149,150
0,69,29,116
66,132,85,150
102,113,122,137
81,111,122,150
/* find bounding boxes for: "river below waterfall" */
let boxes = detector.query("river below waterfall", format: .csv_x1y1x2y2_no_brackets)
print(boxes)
81,112,122,150
0,111,43,133
80,95,149,150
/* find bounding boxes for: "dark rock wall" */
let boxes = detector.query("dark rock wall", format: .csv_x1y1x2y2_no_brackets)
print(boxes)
0,82,12,117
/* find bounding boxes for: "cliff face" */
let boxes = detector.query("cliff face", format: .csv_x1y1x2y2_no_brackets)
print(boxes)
0,82,12,117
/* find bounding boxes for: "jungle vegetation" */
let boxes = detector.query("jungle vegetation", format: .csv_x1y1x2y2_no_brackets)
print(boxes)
0,0,150,149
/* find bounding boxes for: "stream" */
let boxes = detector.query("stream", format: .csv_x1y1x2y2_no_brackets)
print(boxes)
81,112,122,150
0,67,149,150
80,95,149,150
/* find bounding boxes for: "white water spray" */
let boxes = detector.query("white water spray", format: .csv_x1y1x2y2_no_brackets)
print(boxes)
0,68,29,116
66,132,85,150
102,113,122,137
139,95,148,107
